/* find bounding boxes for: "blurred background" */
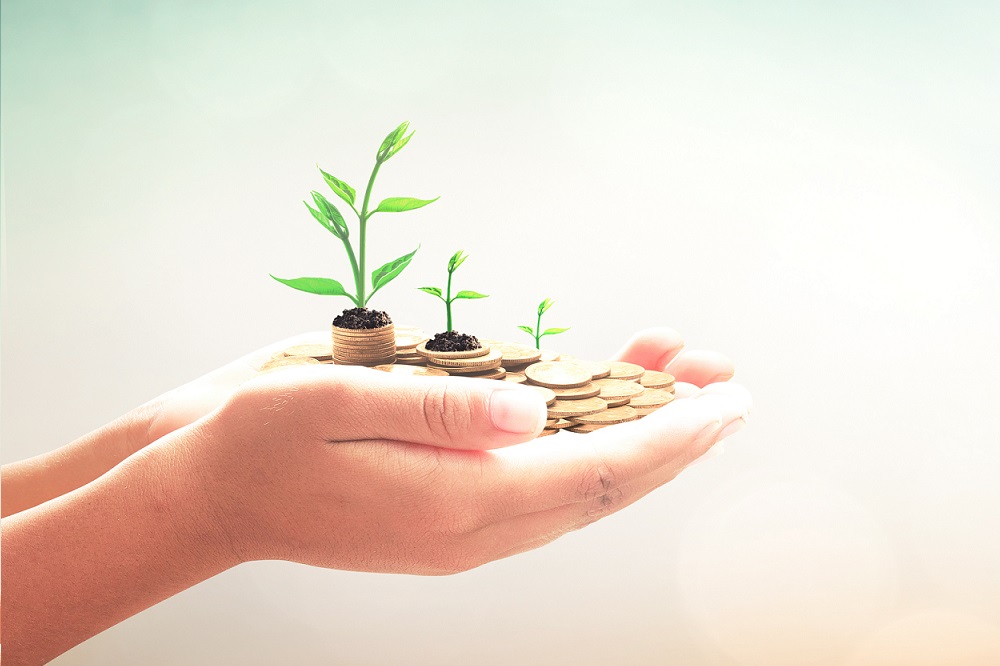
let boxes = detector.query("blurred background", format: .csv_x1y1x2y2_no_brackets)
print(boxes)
2,1,999,663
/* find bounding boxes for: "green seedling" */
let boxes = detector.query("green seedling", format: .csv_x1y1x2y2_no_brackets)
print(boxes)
418,250,488,331
270,121,439,308
518,298,570,349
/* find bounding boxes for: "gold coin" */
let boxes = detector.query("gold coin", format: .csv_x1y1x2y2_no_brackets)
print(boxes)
415,341,491,360
607,361,645,381
429,358,503,374
593,378,645,401
525,362,592,389
504,371,527,384
537,428,558,437
570,405,639,425
470,367,507,380
334,348,398,360
549,418,574,429
395,332,428,349
639,370,675,389
282,343,333,359
633,405,667,417
529,385,557,406
539,349,561,362
424,349,503,368
629,388,675,409
259,355,321,372
602,396,632,408
549,382,600,400
496,343,542,364
572,360,611,380
373,364,449,377
567,423,605,433
394,356,429,366
546,396,608,419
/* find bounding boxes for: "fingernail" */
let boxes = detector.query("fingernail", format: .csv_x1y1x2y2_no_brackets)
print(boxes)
489,389,547,434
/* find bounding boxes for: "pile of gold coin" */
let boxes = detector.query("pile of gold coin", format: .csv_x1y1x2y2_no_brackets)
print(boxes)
415,342,507,380
331,323,396,366
520,360,675,436
264,329,676,438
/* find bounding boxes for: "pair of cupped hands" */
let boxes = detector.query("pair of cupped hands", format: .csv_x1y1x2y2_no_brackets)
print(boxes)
128,326,750,575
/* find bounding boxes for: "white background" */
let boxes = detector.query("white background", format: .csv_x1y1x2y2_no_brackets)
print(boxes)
3,1,999,663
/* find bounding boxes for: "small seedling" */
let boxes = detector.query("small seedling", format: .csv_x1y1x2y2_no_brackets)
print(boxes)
269,121,438,309
518,298,570,349
418,250,488,331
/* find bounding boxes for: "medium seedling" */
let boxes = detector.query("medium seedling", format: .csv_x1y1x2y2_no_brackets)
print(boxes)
269,121,438,310
518,298,570,349
418,250,488,331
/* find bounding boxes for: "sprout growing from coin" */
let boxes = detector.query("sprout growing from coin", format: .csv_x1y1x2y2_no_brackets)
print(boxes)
518,298,570,350
418,250,489,352
269,121,438,323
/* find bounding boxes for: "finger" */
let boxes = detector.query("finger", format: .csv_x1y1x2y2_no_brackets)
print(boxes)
608,327,685,369
260,365,550,451
664,349,735,387
485,386,751,516
673,381,699,399
470,385,752,552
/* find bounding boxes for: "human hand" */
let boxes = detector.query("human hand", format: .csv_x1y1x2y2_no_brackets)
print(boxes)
178,327,750,574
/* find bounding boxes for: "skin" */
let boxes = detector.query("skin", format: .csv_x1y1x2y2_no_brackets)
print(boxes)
1,327,750,664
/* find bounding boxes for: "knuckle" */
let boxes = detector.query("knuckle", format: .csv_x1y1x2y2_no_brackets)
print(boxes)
577,458,620,503
420,381,475,441
580,486,626,527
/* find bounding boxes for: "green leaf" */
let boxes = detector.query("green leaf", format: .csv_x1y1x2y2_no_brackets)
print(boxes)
304,201,335,235
448,249,467,273
370,245,420,294
453,290,488,300
270,275,354,300
517,325,535,336
538,298,555,316
378,121,409,160
541,327,570,336
373,196,439,214
318,167,356,206
311,191,348,237
418,286,445,299
385,130,414,160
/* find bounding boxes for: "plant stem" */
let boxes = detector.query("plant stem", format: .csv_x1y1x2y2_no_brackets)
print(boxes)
535,310,542,349
446,268,453,331
341,235,361,301
357,159,383,307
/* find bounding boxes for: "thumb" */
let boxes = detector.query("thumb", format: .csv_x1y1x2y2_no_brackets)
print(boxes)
292,366,549,450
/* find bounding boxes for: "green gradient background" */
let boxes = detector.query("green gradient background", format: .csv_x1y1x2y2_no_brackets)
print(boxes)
3,1,1000,664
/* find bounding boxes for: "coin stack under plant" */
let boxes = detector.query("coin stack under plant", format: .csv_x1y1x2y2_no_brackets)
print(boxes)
520,359,675,436
332,324,396,366
415,342,507,380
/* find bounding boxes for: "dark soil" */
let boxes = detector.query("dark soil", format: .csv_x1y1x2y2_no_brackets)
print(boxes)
425,330,482,352
332,307,393,329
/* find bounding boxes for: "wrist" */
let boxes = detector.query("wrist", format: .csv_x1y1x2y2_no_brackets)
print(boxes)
140,422,249,572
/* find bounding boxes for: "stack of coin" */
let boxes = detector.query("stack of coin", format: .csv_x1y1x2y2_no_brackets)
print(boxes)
394,329,429,365
331,322,396,366
416,342,507,380
516,357,676,435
